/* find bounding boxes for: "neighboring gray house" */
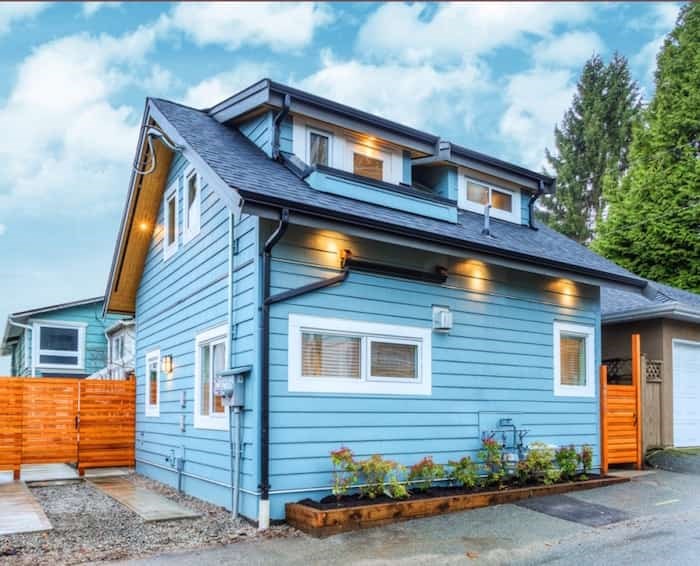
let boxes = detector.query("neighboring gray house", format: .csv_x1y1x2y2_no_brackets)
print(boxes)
602,281,700,450
90,318,136,380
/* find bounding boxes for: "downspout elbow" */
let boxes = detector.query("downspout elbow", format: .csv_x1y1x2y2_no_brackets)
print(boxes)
271,94,291,161
528,180,546,230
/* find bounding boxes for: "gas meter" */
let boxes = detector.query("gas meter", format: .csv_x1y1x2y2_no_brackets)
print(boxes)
214,366,250,408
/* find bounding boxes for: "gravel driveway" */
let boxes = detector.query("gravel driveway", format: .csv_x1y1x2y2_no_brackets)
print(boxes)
0,474,300,565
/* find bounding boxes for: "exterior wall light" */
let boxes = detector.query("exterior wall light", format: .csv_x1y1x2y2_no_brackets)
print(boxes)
162,355,174,374
432,305,453,333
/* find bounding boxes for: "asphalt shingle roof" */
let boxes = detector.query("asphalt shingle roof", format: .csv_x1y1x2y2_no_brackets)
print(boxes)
153,98,645,287
602,281,700,318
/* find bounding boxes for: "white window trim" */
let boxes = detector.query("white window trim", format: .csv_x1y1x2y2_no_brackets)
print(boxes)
145,349,161,417
31,319,87,371
182,166,201,244
457,174,522,224
553,321,595,398
193,325,230,430
163,181,179,261
288,314,432,396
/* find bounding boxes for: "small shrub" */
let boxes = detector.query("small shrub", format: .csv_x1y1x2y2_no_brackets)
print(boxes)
555,445,579,481
544,468,561,485
358,455,406,499
330,447,358,499
408,456,446,491
517,442,556,484
478,437,506,486
578,445,593,479
449,456,479,489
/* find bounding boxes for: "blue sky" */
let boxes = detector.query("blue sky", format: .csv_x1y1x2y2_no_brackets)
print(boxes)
0,1,681,372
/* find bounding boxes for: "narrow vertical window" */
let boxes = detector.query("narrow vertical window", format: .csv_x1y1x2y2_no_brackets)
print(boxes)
308,131,330,167
163,182,179,260
145,350,160,417
194,325,229,429
184,169,201,242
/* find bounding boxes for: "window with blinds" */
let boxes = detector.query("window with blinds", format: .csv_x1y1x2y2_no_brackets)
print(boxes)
290,314,432,395
145,350,160,417
553,321,594,397
560,334,586,386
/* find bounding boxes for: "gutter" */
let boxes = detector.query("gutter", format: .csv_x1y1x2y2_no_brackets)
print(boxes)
239,194,647,290
602,303,700,325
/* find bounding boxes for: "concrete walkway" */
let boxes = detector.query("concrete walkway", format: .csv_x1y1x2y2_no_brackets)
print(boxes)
0,481,51,536
90,476,200,522
116,470,700,566
0,464,131,484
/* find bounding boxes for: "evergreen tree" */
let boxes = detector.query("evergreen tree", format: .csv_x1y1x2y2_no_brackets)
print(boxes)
593,3,700,292
539,54,641,243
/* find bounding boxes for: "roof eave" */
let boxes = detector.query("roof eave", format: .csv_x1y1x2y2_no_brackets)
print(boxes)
602,303,700,324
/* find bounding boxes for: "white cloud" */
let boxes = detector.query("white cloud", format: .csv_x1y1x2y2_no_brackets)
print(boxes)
533,31,604,68
296,51,489,132
356,2,594,63
499,68,575,169
630,2,680,32
631,3,681,88
0,2,48,36
82,2,122,18
0,25,163,220
183,62,273,108
169,2,333,52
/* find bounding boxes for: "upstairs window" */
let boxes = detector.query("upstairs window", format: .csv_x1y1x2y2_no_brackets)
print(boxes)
183,168,201,243
194,325,229,430
33,321,86,369
289,314,431,395
163,182,179,260
308,130,330,167
553,322,595,397
145,350,160,417
353,153,383,181
458,175,521,224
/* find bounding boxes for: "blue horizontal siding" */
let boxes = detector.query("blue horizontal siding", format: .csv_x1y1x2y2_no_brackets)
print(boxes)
262,222,601,519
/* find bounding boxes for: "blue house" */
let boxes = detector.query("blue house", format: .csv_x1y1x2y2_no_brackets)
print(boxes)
1,297,126,378
103,80,647,527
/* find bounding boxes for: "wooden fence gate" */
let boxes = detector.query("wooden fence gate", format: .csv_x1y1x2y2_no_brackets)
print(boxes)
0,378,135,479
600,334,643,473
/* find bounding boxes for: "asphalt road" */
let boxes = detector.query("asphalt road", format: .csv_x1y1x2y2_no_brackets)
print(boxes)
115,470,700,566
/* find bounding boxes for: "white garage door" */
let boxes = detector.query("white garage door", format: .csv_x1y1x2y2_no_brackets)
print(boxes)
673,340,700,447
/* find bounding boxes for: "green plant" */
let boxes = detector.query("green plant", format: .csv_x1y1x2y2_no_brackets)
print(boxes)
478,437,506,486
358,455,405,499
578,445,593,479
517,442,557,484
449,456,479,489
408,456,445,491
555,445,579,481
544,468,561,485
330,447,358,499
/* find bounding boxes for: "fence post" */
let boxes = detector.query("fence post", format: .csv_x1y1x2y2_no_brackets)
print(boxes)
632,334,643,470
600,365,608,475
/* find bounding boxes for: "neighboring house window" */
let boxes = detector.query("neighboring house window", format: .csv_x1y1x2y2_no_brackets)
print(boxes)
458,176,521,223
145,350,160,417
194,325,229,430
32,321,86,370
183,168,201,243
553,322,595,397
288,314,431,395
163,182,179,260
110,334,124,365
308,130,331,167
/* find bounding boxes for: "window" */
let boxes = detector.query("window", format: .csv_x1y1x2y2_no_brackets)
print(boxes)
353,153,384,181
553,322,595,397
289,314,431,395
110,334,125,364
194,325,229,429
308,130,330,167
32,321,86,369
183,168,201,242
145,350,160,417
163,182,178,260
458,175,521,223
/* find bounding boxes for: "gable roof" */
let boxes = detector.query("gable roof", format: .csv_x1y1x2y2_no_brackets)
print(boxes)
152,98,644,287
602,282,700,324
1,296,104,355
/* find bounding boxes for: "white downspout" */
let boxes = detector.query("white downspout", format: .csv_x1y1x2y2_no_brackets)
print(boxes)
8,318,33,376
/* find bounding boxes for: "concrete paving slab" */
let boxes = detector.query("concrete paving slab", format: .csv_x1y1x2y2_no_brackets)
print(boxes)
516,494,629,527
608,469,657,479
0,481,52,535
89,476,200,522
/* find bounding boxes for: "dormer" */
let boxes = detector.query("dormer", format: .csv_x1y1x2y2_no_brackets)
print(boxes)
207,80,554,228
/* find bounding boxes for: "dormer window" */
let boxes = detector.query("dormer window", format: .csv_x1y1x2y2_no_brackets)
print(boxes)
458,175,521,224
353,153,383,181
308,130,330,167
347,140,390,183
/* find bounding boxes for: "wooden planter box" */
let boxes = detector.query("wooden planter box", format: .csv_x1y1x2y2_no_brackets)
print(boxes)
286,475,629,537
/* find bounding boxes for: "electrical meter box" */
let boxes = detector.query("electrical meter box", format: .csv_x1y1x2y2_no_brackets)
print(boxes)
214,366,250,408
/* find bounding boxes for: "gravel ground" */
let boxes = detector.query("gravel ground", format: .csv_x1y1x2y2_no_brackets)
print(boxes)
0,473,300,565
